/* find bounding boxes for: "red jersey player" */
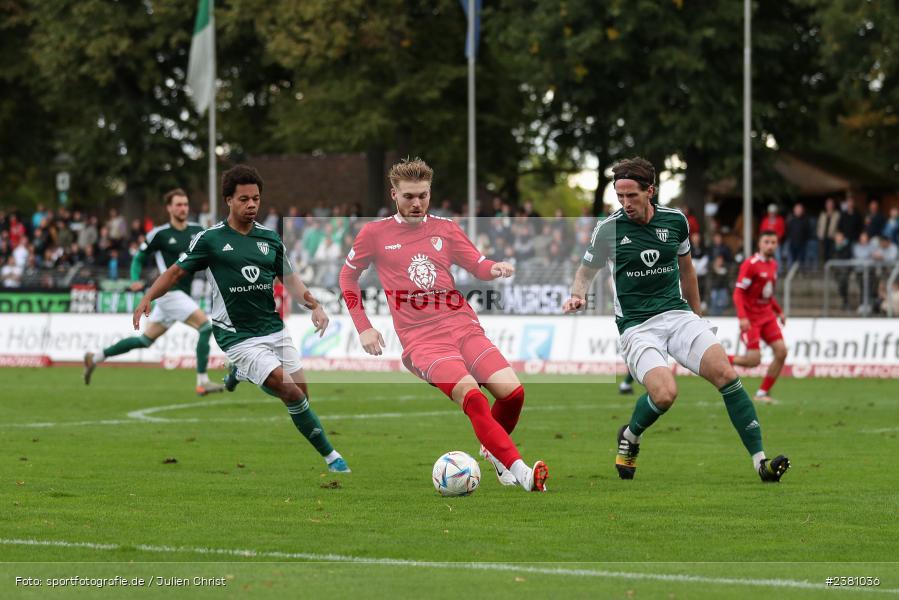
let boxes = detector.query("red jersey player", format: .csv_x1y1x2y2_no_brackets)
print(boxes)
730,230,788,403
338,158,548,492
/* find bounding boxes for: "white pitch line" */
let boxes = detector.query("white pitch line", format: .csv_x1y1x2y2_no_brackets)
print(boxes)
1,539,896,594
0,402,611,429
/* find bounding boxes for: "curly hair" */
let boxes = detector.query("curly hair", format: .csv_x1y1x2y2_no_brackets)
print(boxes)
221,165,264,198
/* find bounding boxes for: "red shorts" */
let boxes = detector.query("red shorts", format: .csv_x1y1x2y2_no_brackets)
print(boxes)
741,317,783,351
400,314,510,396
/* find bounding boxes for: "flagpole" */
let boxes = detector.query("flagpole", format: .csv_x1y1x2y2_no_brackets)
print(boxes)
466,0,476,242
742,0,751,259
208,0,217,224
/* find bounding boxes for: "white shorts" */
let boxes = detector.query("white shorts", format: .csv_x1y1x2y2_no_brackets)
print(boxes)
620,310,720,385
148,290,201,327
224,328,302,386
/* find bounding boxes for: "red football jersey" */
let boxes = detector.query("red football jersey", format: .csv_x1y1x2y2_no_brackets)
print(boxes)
339,214,496,340
733,253,781,321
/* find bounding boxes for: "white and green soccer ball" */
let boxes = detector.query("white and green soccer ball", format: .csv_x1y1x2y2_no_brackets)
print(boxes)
432,451,481,497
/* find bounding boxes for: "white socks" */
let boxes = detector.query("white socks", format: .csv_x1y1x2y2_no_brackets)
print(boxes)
509,460,532,489
623,426,641,444
196,372,209,386
752,452,766,472
324,450,342,464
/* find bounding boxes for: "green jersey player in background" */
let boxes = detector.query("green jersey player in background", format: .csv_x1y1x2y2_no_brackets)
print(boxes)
563,157,789,483
132,165,350,474
84,188,225,396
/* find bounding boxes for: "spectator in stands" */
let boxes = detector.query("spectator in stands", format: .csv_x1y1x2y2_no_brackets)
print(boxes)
263,206,280,232
833,231,853,310
882,279,899,316
759,204,785,243
301,218,324,264
8,214,26,248
817,197,841,262
1,255,22,287
690,231,709,309
682,205,700,236
838,195,864,244
710,231,734,265
852,232,876,313
283,206,304,245
96,226,113,262
12,239,29,268
0,233,9,262
76,215,97,250
708,254,731,316
106,208,127,249
82,244,99,267
865,199,886,238
69,210,85,236
883,206,899,245
311,200,330,218
31,204,47,230
312,233,342,287
107,248,119,280
785,202,813,269
128,218,144,244
511,217,535,262
872,234,898,263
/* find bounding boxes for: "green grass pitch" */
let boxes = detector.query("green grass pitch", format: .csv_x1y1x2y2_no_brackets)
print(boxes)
1,367,897,598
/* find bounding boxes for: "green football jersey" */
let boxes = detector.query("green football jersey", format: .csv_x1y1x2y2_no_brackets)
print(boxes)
140,222,204,295
177,221,293,350
582,206,692,333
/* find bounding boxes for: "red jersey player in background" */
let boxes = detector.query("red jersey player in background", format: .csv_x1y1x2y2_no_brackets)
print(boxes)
339,158,548,492
730,230,788,403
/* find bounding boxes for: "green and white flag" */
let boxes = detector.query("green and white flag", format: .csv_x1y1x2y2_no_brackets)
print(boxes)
187,0,214,114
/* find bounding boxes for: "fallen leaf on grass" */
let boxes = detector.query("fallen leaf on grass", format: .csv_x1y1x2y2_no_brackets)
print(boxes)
162,457,178,464
320,480,341,489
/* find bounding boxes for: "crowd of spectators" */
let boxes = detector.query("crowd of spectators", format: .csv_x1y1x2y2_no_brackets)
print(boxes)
3,193,898,316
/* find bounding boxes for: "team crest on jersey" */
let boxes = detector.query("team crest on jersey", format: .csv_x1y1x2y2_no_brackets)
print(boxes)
640,249,660,267
241,265,260,283
408,254,437,290
655,228,669,242
430,236,443,251
257,241,269,255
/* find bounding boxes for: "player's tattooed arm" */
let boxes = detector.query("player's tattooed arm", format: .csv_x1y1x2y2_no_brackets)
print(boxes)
132,264,188,329
563,264,599,313
677,254,702,315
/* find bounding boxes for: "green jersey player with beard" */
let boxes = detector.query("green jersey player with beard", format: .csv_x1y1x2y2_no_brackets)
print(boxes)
563,157,789,484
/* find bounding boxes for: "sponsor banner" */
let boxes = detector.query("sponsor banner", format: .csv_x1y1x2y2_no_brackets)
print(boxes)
1,314,898,377
0,292,70,313
0,354,52,367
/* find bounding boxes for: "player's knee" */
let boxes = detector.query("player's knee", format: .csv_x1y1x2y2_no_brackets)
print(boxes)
653,384,678,409
139,335,155,348
773,345,787,361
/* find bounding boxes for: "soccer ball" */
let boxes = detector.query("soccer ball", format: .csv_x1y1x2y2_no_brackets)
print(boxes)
432,451,481,497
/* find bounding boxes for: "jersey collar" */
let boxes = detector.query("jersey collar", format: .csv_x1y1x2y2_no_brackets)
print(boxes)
393,213,429,224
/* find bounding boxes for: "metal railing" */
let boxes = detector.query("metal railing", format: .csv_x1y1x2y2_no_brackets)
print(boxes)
822,258,897,317
782,261,800,318
887,263,899,318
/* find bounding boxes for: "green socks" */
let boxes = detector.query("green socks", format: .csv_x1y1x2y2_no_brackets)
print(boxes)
628,392,667,437
196,322,212,375
102,335,153,358
286,397,335,457
720,378,764,455
623,371,635,385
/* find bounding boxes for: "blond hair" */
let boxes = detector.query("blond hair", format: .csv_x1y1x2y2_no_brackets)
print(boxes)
388,157,433,188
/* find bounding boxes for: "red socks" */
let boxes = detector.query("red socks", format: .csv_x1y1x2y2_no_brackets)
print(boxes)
463,389,521,469
491,385,525,433
759,375,777,394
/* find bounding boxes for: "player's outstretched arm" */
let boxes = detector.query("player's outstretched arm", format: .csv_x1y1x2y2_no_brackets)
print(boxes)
677,254,702,315
279,272,329,337
132,264,187,329
563,264,599,313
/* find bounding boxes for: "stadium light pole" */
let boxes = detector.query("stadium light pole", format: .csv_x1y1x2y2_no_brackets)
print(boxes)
208,0,217,224
466,0,477,242
742,0,752,259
